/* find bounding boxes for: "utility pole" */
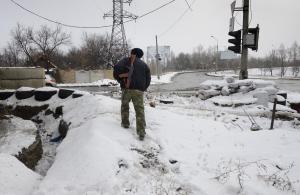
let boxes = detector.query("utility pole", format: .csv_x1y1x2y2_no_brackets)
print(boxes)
155,35,160,79
104,0,138,66
211,36,219,73
240,0,249,79
228,0,259,79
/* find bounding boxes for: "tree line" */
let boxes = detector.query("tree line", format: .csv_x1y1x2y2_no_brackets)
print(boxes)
167,42,300,77
1,24,299,76
0,24,115,70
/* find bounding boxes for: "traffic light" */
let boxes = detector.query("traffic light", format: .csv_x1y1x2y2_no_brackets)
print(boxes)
246,25,259,51
228,30,241,54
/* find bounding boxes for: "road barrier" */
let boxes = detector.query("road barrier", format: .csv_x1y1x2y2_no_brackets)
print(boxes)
0,67,45,89
57,69,113,83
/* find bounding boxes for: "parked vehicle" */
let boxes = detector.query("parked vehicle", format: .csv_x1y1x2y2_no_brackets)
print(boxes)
45,73,57,87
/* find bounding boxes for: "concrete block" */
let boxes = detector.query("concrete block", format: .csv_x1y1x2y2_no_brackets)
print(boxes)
0,67,44,79
0,79,45,89
0,67,45,89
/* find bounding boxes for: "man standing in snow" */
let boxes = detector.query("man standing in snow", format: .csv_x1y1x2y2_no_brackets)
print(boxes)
113,48,151,141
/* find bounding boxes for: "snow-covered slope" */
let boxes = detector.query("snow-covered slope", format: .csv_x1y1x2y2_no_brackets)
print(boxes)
32,94,300,195
1,91,300,195
0,153,41,195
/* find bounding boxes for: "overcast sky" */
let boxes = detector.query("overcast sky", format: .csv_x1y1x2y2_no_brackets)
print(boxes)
1,0,300,57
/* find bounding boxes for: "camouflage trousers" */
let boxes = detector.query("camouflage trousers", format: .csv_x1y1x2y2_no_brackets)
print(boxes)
121,89,146,137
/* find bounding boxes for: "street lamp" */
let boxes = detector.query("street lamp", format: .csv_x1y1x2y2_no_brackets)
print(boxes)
210,35,219,73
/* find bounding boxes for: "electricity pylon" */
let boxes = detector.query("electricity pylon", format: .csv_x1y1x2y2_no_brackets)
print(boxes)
104,0,138,66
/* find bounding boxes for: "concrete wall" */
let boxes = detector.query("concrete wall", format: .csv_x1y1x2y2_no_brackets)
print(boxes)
57,69,113,83
0,67,45,89
104,70,114,80
56,69,76,83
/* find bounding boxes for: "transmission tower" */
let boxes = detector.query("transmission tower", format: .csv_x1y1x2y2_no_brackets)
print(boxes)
104,0,138,66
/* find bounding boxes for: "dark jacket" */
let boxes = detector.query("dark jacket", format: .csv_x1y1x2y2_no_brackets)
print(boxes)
113,57,151,91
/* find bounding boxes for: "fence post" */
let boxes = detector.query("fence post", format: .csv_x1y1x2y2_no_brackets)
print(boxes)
270,98,277,130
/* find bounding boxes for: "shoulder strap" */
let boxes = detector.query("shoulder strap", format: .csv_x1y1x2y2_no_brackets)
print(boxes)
125,56,136,88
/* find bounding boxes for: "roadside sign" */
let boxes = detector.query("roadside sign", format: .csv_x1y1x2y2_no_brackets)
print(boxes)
231,1,236,16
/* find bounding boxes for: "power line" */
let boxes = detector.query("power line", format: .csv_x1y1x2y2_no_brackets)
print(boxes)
184,0,192,11
159,0,196,37
121,0,175,26
9,0,112,29
137,0,176,20
10,0,176,29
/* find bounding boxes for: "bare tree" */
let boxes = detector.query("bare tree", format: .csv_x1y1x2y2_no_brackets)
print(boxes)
65,47,84,69
0,52,4,66
11,23,71,68
191,45,206,70
265,49,277,76
12,23,36,66
175,53,192,70
28,25,71,61
80,33,109,69
278,44,287,77
1,42,23,67
288,42,299,77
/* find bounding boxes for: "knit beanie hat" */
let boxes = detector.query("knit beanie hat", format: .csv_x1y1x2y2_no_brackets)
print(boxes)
131,48,144,58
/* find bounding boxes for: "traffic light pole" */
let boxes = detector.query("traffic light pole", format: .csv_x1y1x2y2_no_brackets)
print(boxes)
240,0,249,79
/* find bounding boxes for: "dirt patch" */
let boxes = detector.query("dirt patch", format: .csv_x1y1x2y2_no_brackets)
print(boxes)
12,105,49,120
15,134,43,170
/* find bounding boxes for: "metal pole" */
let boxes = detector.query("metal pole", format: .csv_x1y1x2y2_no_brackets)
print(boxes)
217,42,219,71
240,0,249,80
210,36,219,73
155,35,160,79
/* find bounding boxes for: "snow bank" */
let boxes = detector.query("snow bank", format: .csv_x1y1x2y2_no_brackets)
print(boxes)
35,87,58,92
151,72,178,84
0,153,41,195
1,86,300,195
0,117,37,155
199,78,278,106
201,79,275,89
57,72,178,87
57,79,118,87
210,94,257,107
208,67,300,79
287,92,300,104
16,87,35,92
30,94,300,195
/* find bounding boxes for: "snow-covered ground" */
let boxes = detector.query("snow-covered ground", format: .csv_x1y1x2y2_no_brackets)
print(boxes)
208,67,300,79
0,117,36,155
57,79,119,87
0,153,41,195
57,72,179,87
151,72,179,85
1,78,300,195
